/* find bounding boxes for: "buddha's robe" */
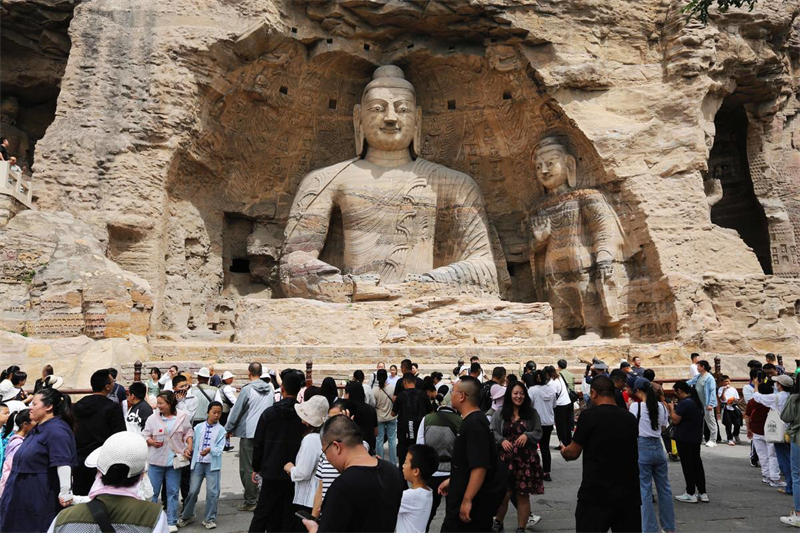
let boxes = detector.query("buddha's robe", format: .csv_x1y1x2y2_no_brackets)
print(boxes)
282,157,499,296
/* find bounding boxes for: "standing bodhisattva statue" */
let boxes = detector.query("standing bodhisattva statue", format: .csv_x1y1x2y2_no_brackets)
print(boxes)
280,65,501,301
529,136,626,340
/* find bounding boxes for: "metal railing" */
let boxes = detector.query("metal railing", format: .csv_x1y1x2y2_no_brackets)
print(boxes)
0,161,32,208
28,354,776,398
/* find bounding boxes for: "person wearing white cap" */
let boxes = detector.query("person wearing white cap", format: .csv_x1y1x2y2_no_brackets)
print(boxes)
219,371,237,452
46,432,169,533
191,368,221,427
284,395,329,526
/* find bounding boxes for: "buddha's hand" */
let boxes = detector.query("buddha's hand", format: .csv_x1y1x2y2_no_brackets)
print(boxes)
530,215,550,247
280,251,345,299
281,251,341,279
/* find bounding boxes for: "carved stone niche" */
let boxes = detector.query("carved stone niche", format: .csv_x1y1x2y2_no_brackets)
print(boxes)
161,7,656,343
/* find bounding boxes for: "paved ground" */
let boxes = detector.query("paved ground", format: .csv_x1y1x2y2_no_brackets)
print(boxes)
178,433,794,533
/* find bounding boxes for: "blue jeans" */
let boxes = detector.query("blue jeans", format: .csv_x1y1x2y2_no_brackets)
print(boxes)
638,436,676,533
149,464,181,525
376,419,398,464
777,443,793,494
181,462,221,523
792,442,800,512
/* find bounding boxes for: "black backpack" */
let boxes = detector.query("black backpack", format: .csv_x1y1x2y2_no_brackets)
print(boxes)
478,381,495,412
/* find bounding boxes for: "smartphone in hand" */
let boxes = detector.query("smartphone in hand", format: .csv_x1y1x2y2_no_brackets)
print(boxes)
295,510,317,522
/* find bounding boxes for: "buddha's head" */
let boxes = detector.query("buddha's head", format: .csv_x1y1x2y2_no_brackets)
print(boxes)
354,65,422,157
534,136,577,192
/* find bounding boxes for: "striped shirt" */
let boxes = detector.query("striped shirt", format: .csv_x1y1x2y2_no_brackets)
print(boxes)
315,454,340,500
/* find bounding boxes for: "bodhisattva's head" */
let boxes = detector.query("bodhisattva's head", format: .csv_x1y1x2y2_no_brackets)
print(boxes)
534,136,577,193
354,65,423,157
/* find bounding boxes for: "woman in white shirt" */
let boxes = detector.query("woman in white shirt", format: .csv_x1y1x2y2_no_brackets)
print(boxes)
528,370,557,481
285,395,328,521
629,377,675,533
546,365,573,448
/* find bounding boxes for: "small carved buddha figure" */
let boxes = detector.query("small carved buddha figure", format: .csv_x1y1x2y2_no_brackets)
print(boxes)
280,65,500,301
529,136,626,340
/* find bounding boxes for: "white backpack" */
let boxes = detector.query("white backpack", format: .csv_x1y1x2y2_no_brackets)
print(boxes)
765,408,788,444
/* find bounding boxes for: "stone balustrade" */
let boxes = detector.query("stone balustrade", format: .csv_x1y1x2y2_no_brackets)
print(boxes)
0,161,33,208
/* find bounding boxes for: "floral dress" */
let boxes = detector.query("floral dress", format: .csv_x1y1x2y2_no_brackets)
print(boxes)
500,418,544,496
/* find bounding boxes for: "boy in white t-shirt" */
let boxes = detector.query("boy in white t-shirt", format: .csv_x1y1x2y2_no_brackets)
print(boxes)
718,375,742,446
397,444,437,533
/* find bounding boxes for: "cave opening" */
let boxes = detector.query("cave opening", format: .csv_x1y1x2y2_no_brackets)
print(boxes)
708,103,772,274
0,3,75,170
222,213,254,290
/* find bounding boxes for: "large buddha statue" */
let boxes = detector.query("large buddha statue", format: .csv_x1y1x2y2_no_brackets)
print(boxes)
280,65,501,301
529,135,627,340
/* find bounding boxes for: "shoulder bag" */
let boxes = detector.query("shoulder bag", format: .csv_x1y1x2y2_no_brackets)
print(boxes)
561,374,579,403
87,498,116,533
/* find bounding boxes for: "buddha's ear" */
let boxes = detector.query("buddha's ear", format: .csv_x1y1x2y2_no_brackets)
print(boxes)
411,106,423,159
566,154,577,188
353,104,365,158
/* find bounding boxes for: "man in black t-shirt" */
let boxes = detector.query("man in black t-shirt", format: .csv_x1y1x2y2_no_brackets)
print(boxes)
561,375,640,532
392,358,424,398
438,376,503,532
610,369,628,409
125,382,153,434
0,138,8,162
393,373,433,467
302,415,405,533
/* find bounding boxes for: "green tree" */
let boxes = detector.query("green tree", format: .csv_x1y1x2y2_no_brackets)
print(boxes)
683,0,759,24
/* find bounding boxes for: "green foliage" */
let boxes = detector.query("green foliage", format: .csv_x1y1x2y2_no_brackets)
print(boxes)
682,0,758,25
18,269,35,284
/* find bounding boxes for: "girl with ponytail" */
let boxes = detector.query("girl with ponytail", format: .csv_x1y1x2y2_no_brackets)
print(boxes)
0,388,77,532
0,366,20,400
629,378,674,532
0,409,33,498
669,380,708,505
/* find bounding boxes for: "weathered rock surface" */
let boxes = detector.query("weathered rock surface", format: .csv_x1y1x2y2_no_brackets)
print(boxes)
234,297,553,346
0,0,798,371
0,210,153,338
0,331,149,389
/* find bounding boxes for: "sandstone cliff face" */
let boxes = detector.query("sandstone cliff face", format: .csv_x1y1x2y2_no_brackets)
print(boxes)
0,210,153,338
11,0,800,356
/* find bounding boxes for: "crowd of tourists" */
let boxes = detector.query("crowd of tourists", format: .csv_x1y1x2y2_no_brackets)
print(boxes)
0,353,797,532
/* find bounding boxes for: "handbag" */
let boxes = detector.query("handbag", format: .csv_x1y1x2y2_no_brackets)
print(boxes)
561,374,579,403
765,408,789,444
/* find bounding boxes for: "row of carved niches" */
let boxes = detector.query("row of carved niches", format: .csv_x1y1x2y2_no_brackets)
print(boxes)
165,35,652,340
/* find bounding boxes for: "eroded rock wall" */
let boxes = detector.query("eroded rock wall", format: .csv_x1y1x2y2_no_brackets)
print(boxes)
17,0,800,355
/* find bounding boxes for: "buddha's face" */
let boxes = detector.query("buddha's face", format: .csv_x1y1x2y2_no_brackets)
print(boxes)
535,146,570,191
360,87,417,152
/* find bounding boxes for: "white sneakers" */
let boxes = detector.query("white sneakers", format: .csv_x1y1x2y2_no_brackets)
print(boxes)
781,514,800,528
675,493,697,503
772,480,788,488
526,514,543,530
674,493,709,503
705,441,717,448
